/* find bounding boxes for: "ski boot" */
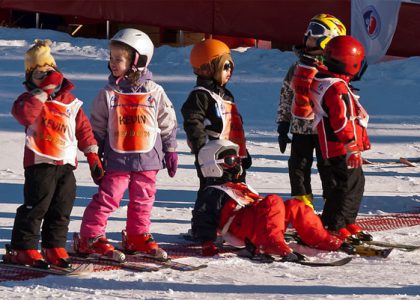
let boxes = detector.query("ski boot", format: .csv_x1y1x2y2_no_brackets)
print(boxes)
330,228,362,245
339,241,356,255
42,247,72,268
347,224,373,241
121,230,168,260
73,233,125,262
3,244,50,269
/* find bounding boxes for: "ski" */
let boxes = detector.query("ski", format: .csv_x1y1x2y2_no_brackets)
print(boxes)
280,256,352,267
364,240,420,252
399,157,419,167
0,261,93,276
284,231,394,258
125,252,208,271
69,253,164,272
361,158,417,168
236,248,352,267
354,245,393,258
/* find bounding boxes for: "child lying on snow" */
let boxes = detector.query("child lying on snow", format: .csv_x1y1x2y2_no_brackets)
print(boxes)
191,139,353,260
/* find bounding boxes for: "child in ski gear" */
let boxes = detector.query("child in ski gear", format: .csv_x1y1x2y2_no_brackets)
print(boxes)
76,29,178,259
181,39,252,192
276,14,346,209
4,39,100,269
192,139,345,258
310,35,371,240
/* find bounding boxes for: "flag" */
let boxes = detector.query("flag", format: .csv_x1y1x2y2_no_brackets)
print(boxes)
351,0,401,64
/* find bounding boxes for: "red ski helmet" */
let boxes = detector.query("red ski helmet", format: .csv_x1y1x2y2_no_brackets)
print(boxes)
324,36,365,77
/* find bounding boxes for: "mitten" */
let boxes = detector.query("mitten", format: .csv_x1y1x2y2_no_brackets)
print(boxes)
164,152,178,177
345,141,362,169
39,70,63,96
277,122,291,154
86,152,104,184
202,240,219,257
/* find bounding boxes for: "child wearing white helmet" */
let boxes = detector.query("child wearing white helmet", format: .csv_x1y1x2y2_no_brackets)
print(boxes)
75,28,178,260
192,140,350,259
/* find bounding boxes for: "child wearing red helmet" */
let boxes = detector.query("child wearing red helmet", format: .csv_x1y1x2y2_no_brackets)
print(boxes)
310,35,372,241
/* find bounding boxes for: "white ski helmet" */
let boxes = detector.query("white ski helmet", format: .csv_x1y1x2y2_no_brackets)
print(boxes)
111,28,154,70
198,139,239,178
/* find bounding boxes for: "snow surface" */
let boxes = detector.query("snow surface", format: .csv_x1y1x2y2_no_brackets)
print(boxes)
0,27,419,299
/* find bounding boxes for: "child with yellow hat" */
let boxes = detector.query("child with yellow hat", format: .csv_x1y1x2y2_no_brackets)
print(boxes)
3,39,102,270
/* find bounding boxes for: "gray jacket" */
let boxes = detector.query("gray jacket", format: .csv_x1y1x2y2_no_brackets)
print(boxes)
276,59,316,135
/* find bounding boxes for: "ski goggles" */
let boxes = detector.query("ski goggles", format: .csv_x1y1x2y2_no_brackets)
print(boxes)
32,70,53,80
215,155,241,168
305,22,331,38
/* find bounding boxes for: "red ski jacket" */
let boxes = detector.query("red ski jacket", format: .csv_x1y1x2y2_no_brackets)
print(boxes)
11,78,97,168
310,70,371,159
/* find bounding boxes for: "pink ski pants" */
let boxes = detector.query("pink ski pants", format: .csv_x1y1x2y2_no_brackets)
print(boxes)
80,170,158,238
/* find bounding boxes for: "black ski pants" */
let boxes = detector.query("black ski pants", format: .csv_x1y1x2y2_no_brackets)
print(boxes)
321,155,365,231
11,163,76,250
288,133,334,199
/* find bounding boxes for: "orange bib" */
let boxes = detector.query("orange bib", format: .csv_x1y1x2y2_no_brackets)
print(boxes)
220,101,247,157
26,99,82,160
290,63,318,120
109,90,159,153
193,87,247,157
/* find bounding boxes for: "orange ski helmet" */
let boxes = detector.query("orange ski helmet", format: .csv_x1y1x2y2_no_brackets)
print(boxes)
190,39,230,69
324,35,365,76
190,39,233,79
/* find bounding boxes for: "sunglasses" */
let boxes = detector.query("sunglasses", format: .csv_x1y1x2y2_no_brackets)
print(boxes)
32,70,53,80
223,62,233,71
215,155,241,168
305,22,331,38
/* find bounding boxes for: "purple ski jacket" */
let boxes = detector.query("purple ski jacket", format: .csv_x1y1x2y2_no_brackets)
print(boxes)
90,71,177,172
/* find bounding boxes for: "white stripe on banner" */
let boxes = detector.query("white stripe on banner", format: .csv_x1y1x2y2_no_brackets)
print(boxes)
351,0,401,64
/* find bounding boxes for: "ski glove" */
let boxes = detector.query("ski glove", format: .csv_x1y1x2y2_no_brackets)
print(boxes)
277,121,292,154
345,141,362,169
165,152,178,177
86,152,105,185
202,240,219,257
38,70,63,96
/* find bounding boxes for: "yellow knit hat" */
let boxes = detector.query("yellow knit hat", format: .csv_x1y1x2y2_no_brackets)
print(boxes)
24,39,57,75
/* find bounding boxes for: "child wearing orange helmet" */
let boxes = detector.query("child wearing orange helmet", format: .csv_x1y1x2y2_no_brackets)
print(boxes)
181,39,252,194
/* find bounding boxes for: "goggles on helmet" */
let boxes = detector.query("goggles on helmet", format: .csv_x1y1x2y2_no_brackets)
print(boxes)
215,155,241,168
305,22,331,38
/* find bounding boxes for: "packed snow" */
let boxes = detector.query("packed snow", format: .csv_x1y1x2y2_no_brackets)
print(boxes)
0,27,419,299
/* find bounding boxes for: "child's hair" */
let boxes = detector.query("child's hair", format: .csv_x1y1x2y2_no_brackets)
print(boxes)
110,40,143,88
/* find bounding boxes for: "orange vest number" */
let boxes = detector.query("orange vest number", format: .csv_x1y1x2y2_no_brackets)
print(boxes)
109,91,158,153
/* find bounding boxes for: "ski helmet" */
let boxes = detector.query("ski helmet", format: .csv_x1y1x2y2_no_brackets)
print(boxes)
198,140,240,178
324,36,366,77
190,39,231,69
111,28,154,70
304,14,346,49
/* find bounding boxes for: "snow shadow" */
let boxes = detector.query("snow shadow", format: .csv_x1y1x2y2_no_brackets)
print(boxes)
7,277,418,296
